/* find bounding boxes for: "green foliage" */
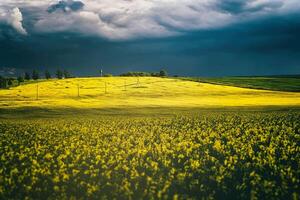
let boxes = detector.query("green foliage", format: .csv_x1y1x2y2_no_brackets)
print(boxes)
120,71,151,77
120,70,167,77
182,76,300,92
63,70,71,78
0,111,299,199
24,72,31,81
56,70,63,79
103,73,113,77
151,72,160,77
0,77,18,88
159,69,168,77
32,70,39,80
17,76,24,83
0,77,7,88
45,70,51,79
7,79,13,86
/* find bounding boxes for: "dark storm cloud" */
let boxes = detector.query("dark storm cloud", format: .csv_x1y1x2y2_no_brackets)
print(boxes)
0,0,300,76
0,12,299,76
217,0,247,14
47,0,84,13
217,0,284,14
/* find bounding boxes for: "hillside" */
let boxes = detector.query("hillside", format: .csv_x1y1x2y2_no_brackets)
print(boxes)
0,77,299,110
181,76,300,92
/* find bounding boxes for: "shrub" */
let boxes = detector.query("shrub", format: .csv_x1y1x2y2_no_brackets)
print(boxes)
24,72,31,81
63,70,71,78
159,69,168,77
45,70,51,79
56,70,63,79
17,76,24,84
32,70,39,80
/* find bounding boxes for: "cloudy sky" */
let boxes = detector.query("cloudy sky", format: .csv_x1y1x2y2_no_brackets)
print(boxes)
0,0,300,76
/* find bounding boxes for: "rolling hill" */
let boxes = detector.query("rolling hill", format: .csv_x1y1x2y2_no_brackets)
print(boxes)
0,77,299,110
182,76,300,92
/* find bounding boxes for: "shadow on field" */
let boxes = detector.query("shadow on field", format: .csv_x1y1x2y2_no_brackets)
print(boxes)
0,106,300,119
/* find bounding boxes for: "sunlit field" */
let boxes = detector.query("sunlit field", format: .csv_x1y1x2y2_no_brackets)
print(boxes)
0,77,300,199
0,77,299,108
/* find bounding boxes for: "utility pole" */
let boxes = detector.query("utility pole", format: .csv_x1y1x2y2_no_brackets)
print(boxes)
77,83,80,97
137,77,140,87
36,82,39,100
100,69,103,77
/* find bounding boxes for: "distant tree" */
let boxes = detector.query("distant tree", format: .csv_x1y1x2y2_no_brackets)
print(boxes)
0,76,7,88
0,76,3,88
17,76,24,85
159,69,168,77
120,71,151,77
45,70,51,79
103,74,113,77
151,72,159,77
56,69,63,79
7,79,13,86
25,72,31,81
63,70,71,78
32,70,39,80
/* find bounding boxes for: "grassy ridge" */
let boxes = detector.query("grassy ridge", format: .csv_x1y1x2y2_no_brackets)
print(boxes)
181,76,300,92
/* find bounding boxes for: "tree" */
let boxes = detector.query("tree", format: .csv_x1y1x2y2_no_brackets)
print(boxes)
45,70,51,79
17,76,24,84
0,76,7,88
25,72,31,81
63,69,71,78
120,71,152,77
32,70,39,80
7,78,13,86
56,69,63,79
159,69,168,77
151,72,159,77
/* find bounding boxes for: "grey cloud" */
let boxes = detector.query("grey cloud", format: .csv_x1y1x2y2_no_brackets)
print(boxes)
1,0,300,40
1,12,300,76
0,7,27,35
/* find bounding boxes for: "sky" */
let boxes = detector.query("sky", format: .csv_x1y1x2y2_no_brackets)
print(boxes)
0,0,300,76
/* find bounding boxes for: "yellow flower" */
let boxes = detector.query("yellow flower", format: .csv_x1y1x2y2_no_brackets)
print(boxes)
44,153,53,160
213,140,222,151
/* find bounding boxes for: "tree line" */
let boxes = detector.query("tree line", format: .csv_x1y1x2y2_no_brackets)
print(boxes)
26,69,72,80
120,70,168,77
0,69,169,89
0,69,72,89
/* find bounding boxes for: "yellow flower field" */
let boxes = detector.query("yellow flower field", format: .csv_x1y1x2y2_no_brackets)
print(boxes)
0,77,299,109
1,77,299,199
0,112,299,199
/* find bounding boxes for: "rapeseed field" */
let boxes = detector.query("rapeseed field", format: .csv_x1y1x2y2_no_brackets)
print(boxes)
0,112,299,199
0,77,299,199
0,77,299,108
